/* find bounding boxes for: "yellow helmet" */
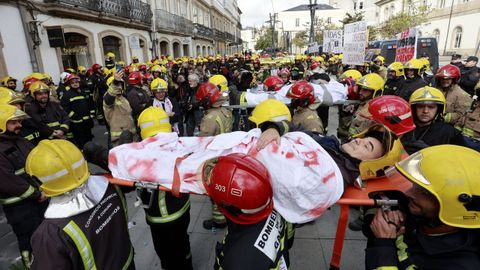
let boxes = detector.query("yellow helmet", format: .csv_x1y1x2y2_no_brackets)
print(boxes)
387,62,405,77
1,76,17,87
29,81,50,96
150,65,162,73
373,55,385,65
117,61,125,67
26,139,89,197
353,124,403,181
160,65,167,73
249,99,291,127
357,73,385,97
150,78,168,92
337,54,343,60
138,106,172,139
314,56,324,63
30,73,47,80
106,52,116,60
295,54,303,61
77,65,86,74
338,69,362,81
209,75,228,92
404,59,426,76
392,145,480,228
409,86,446,114
419,58,431,71
0,87,24,105
0,104,29,134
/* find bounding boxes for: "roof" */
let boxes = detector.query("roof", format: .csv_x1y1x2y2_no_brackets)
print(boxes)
283,4,336,12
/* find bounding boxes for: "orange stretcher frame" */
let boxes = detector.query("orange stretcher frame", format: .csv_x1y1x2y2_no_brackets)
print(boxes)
104,173,412,270
329,173,412,270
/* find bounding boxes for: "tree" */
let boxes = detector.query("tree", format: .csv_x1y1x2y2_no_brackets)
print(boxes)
292,31,308,49
340,11,364,26
254,27,277,51
375,5,431,39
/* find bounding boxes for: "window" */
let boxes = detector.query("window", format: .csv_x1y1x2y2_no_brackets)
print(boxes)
179,0,187,17
453,27,462,48
438,0,446,8
359,1,364,10
433,29,440,41
198,9,203,24
295,18,300,27
354,2,357,10
204,11,210,27
169,0,177,14
327,17,332,24
391,4,395,15
156,0,166,9
192,6,198,23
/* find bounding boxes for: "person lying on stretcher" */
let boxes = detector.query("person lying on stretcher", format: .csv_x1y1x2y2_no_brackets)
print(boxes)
253,99,404,187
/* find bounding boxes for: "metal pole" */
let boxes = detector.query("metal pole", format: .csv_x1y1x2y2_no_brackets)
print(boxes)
308,0,317,43
442,0,454,56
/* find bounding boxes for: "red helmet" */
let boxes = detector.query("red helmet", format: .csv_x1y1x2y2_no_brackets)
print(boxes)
263,76,284,91
435,64,461,84
64,74,80,85
91,64,102,73
202,153,273,225
143,72,153,83
128,71,143,85
278,69,290,78
22,77,40,91
368,95,415,136
310,61,321,71
139,64,148,73
287,80,315,107
86,68,93,77
344,77,359,100
196,82,221,108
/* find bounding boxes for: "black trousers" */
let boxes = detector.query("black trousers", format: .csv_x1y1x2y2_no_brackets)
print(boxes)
148,210,192,270
70,120,93,149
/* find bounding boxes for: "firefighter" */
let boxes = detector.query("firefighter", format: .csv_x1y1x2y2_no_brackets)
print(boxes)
366,145,480,270
103,73,137,147
434,64,472,125
137,107,193,270
383,62,405,96
1,76,17,91
337,69,363,141
0,104,48,268
348,73,385,136
24,81,71,141
201,153,289,269
27,139,135,269
396,59,427,101
149,78,181,134
286,80,324,133
126,71,151,125
370,55,387,80
196,82,233,230
60,74,95,148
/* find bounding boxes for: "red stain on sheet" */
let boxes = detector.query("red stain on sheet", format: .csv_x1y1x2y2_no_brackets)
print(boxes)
183,172,197,182
303,151,319,166
308,206,327,217
129,142,144,150
322,171,335,184
143,136,158,144
109,153,118,166
248,147,259,158
285,152,295,159
270,142,279,154
128,159,155,182
295,138,303,145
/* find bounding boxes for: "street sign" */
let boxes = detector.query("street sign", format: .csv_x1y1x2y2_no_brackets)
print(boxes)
395,27,418,63
342,21,368,65
323,30,343,53
129,35,140,49
46,27,65,48
308,42,319,54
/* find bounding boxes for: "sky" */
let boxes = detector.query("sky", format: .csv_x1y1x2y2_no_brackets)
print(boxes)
238,0,329,28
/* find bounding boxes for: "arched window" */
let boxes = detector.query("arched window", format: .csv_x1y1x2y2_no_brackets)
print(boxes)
63,32,90,69
433,29,440,42
453,27,462,48
172,42,181,58
160,41,169,56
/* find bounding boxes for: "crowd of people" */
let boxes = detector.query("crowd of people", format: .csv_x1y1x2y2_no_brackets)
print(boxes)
0,50,479,270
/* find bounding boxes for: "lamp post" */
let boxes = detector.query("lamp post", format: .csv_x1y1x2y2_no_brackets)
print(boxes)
442,0,454,56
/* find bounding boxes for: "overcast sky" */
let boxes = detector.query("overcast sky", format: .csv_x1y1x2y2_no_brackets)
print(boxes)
238,0,329,28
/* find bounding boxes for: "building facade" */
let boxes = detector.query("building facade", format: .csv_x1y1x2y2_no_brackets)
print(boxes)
0,0,243,83
329,0,378,25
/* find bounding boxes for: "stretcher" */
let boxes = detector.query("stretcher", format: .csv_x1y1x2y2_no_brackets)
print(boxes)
329,173,412,270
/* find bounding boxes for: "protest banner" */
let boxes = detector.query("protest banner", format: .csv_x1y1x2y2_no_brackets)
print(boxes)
395,27,418,63
342,21,368,65
323,30,343,53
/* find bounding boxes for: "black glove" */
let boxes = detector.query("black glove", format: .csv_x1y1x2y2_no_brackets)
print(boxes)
83,142,109,171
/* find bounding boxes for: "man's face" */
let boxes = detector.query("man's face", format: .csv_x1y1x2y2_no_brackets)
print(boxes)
359,87,374,101
154,90,166,101
69,78,80,89
405,183,439,219
440,77,453,88
465,60,477,68
415,103,437,125
405,69,416,79
6,119,22,134
34,91,49,104
7,80,16,90
341,137,384,161
188,77,198,88
387,70,397,80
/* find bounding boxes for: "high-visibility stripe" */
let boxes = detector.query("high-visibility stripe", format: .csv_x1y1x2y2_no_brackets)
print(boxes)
63,221,97,270
0,185,35,205
146,199,191,224
47,121,60,127
122,247,134,270
215,116,225,134
114,185,128,218
239,92,247,106
69,96,85,102
462,127,480,139
38,158,84,183
15,168,25,176
158,191,168,216
68,111,75,118
24,132,40,141
71,119,83,123
60,124,69,130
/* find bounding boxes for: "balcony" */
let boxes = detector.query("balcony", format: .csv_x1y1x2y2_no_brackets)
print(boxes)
193,23,213,40
225,32,235,42
214,29,225,40
43,0,152,27
155,9,193,36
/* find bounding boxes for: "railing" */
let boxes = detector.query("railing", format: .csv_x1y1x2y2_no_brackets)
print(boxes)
214,29,225,39
44,0,152,25
225,32,235,42
193,23,213,39
155,9,193,35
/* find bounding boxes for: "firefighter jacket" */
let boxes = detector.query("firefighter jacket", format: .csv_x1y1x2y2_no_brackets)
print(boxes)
103,85,136,144
0,133,43,223
143,189,190,225
19,118,43,146
25,101,71,139
292,103,324,134
365,229,480,270
458,105,480,140
215,209,289,270
397,76,427,102
61,87,95,126
30,181,134,270
349,101,373,137
126,85,151,122
384,77,405,96
441,84,472,125
199,107,233,136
